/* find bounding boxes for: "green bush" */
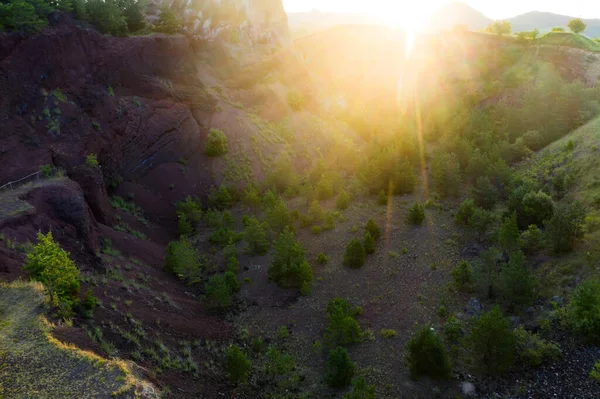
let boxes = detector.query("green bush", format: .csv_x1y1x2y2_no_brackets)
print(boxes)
444,316,462,343
364,219,381,240
311,225,322,235
499,212,522,253
405,327,451,379
514,326,561,367
469,207,499,240
406,202,425,225
325,297,362,346
39,164,53,177
521,224,543,254
244,217,269,256
268,229,313,288
204,128,228,157
164,238,202,284
208,185,233,210
154,5,181,33
363,232,375,255
0,0,49,33
24,232,80,315
224,271,240,293
451,260,474,292
336,190,350,210
266,200,293,233
380,329,397,339
177,213,193,236
431,152,461,198
243,185,261,209
455,198,476,225
522,190,554,226
545,201,586,253
226,344,251,384
316,252,328,265
85,153,99,168
176,196,203,224
566,279,600,343
471,176,499,209
377,189,387,206
325,347,355,388
467,307,517,374
497,251,536,307
86,0,128,36
344,239,365,268
308,200,325,224
226,256,239,274
342,376,376,399
262,189,280,209
591,361,600,383
203,274,232,310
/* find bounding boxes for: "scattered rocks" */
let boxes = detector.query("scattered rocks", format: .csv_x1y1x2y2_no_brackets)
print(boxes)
465,297,484,316
461,381,476,397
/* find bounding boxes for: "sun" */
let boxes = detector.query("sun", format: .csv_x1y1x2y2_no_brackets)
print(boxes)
373,2,432,32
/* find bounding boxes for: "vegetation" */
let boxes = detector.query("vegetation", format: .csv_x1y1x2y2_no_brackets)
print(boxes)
363,232,375,255
244,217,269,255
405,327,451,379
226,344,251,384
336,189,350,210
164,238,203,284
325,297,362,346
486,20,511,36
204,128,228,157
364,219,381,240
325,347,355,388
406,202,425,225
344,239,366,268
268,229,313,288
545,201,586,253
566,279,600,343
452,260,474,292
568,18,586,34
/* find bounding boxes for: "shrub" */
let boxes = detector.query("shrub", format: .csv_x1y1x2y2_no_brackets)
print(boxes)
308,200,325,224
336,189,350,210
455,198,476,225
0,0,49,33
467,307,517,374
165,238,202,284
325,297,362,346
39,164,53,177
471,176,499,209
266,200,293,233
406,202,425,225
208,185,233,210
380,329,397,339
431,152,461,198
176,196,203,224
498,212,522,253
497,251,535,308
262,189,280,209
323,212,335,231
469,207,499,240
405,327,451,379
203,274,232,310
24,232,80,315
226,344,251,384
85,0,128,36
591,362,600,383
514,326,561,367
344,239,365,268
78,288,99,319
521,225,543,254
177,213,193,236
243,185,261,209
342,376,376,399
226,256,239,274
363,232,375,255
451,260,474,292
268,229,313,288
392,157,418,194
204,128,228,156
444,316,462,343
325,347,355,388
545,201,586,253
316,252,328,265
287,90,305,111
224,271,240,293
311,226,322,235
244,217,269,256
85,153,99,168
566,279,600,343
154,5,181,33
364,219,381,240
522,190,554,226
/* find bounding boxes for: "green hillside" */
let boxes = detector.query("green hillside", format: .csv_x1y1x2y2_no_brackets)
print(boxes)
536,32,600,52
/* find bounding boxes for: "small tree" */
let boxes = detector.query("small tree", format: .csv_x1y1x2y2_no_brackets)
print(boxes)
226,344,251,384
471,176,499,209
531,28,540,39
325,347,355,388
522,190,554,227
377,189,387,206
455,198,476,225
521,225,543,254
486,20,511,36
431,152,462,198
405,327,451,379
165,238,202,283
204,274,232,310
24,232,80,313
363,232,375,255
452,260,474,292
325,297,362,346
344,239,366,268
204,128,228,156
243,185,261,210
244,217,269,256
154,5,181,34
406,202,425,225
266,200,293,233
499,212,522,253
342,376,376,399
208,185,233,210
364,219,381,240
467,307,517,375
177,213,193,236
568,18,586,34
176,196,203,224
268,229,313,288
497,251,535,308
336,189,350,210
566,279,600,343
308,200,325,224
85,153,99,168
545,201,586,253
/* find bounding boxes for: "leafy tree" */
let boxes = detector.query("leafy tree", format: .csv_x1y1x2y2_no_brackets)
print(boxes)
568,18,586,34
471,176,499,209
531,28,540,39
204,128,228,156
344,239,366,268
176,196,202,224
342,376,376,399
154,4,181,33
208,185,233,210
363,232,375,255
545,201,586,253
325,347,355,388
469,208,499,241
325,298,362,346
467,307,517,375
406,202,425,225
121,0,145,32
268,229,313,288
431,152,461,198
24,232,80,313
165,238,202,284
566,279,600,343
521,225,543,254
455,198,476,225
499,212,522,253
522,190,554,227
0,0,48,33
452,260,474,292
497,251,535,307
405,327,451,379
224,270,240,293
486,20,511,36
244,217,269,256
266,200,293,233
204,274,232,309
336,189,350,210
86,0,128,36
226,344,251,383
364,219,381,240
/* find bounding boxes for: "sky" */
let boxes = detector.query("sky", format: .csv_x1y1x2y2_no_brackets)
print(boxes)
283,1,600,28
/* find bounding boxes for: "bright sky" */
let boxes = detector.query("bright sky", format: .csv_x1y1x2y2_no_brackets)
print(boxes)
283,1,600,30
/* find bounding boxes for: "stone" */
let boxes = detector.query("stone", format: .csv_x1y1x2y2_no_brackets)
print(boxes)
461,382,476,396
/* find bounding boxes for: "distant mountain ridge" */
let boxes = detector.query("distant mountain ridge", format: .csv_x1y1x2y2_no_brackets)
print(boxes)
287,3,600,38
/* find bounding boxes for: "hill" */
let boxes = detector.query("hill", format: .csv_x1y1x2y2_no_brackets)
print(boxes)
425,1,492,31
509,11,600,38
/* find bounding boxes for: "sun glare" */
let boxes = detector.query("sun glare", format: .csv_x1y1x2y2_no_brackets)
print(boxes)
371,3,433,56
